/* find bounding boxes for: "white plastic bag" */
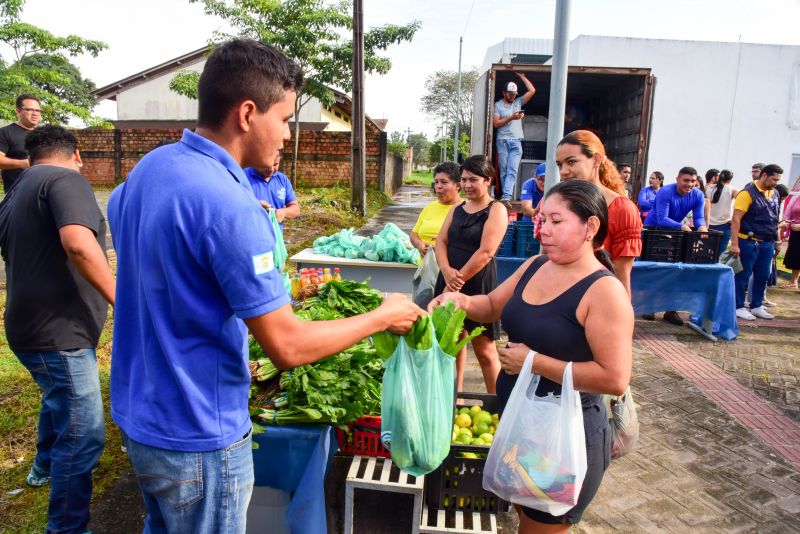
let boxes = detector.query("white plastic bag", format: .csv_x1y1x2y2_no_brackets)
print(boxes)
605,386,639,459
411,248,439,308
483,357,587,515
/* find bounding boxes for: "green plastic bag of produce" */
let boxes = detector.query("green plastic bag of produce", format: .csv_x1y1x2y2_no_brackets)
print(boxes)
380,319,455,476
267,209,291,294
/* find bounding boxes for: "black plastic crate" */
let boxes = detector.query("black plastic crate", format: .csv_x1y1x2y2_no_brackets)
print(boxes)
424,393,509,514
682,230,723,264
641,228,685,263
521,140,547,160
497,223,515,258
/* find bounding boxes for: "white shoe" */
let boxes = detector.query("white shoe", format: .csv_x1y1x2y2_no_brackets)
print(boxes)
762,298,777,307
750,306,774,320
736,307,756,320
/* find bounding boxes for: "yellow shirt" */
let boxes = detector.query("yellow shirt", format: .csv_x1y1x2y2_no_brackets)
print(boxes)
412,201,458,245
734,181,775,239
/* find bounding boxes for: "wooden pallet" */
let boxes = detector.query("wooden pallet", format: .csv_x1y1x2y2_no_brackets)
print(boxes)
344,455,425,534
420,505,497,534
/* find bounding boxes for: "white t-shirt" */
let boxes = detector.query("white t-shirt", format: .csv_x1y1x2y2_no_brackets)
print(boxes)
705,183,734,225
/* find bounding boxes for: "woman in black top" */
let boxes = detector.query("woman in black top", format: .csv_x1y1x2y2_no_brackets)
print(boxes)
434,155,508,393
431,180,633,532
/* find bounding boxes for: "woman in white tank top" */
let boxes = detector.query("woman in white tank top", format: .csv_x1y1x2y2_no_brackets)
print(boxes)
705,169,737,258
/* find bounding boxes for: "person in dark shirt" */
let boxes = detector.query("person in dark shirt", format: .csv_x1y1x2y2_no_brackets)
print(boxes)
0,125,115,534
0,94,41,192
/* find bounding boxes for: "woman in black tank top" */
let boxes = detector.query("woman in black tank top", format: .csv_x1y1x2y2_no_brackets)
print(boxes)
430,180,633,532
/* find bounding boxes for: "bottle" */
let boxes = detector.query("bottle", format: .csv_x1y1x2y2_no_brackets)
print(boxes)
291,274,301,299
334,267,343,282
323,268,333,284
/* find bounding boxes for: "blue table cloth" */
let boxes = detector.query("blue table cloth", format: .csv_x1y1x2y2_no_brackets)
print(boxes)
497,257,738,340
630,261,738,340
252,425,337,534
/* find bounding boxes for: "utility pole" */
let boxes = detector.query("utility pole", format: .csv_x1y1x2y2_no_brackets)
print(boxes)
350,0,366,215
405,127,412,141
453,36,463,162
544,0,571,194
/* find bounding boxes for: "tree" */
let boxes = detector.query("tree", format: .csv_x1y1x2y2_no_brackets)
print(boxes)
420,67,479,142
0,0,107,125
406,132,430,168
427,132,469,165
170,0,420,187
387,130,405,158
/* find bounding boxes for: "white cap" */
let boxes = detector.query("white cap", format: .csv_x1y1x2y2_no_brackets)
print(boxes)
505,82,518,93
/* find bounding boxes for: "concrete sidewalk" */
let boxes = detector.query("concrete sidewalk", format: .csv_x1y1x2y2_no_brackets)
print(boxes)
354,185,800,533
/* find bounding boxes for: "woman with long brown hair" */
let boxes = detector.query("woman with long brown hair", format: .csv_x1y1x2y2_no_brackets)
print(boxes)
555,130,642,295
434,155,508,392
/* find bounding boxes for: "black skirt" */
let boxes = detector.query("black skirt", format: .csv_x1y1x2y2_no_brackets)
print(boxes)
784,229,800,270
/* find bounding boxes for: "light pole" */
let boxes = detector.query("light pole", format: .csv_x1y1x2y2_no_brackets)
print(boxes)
544,0,571,194
453,36,463,162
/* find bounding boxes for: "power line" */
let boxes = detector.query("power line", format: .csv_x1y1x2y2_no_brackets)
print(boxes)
462,0,477,37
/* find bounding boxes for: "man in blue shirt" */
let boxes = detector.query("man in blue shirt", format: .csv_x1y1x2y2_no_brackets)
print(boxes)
245,150,300,231
643,167,708,325
519,162,546,222
644,167,708,232
107,39,422,533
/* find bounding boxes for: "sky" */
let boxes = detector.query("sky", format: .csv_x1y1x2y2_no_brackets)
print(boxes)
6,0,799,139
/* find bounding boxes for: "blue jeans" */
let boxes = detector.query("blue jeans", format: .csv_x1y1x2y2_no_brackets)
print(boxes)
710,223,731,260
123,431,254,533
15,348,105,534
496,138,522,200
735,239,774,309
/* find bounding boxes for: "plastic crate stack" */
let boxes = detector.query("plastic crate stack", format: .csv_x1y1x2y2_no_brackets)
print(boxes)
640,229,722,264
497,220,539,259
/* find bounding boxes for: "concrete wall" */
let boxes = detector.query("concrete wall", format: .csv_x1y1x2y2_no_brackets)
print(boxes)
569,36,800,189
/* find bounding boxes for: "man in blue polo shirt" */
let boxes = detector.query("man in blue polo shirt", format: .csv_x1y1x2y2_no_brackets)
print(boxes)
519,162,546,222
107,39,422,533
643,166,708,325
245,150,300,231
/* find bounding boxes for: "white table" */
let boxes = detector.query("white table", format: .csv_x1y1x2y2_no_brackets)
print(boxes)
290,248,417,294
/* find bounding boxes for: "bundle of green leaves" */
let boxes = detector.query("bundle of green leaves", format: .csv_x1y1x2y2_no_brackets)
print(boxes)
372,301,485,359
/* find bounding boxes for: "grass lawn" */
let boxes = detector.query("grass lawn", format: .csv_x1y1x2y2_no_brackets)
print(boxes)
0,185,390,532
404,169,433,187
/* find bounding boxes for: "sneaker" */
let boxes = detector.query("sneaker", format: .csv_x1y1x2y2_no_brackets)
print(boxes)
641,313,656,321
750,306,774,320
762,298,777,307
736,307,756,320
26,467,50,487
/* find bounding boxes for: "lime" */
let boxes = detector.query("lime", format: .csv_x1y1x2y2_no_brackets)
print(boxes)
471,438,486,446
491,413,500,424
469,405,482,415
457,430,473,444
458,407,471,416
455,413,472,428
479,433,494,444
462,452,478,459
474,411,492,426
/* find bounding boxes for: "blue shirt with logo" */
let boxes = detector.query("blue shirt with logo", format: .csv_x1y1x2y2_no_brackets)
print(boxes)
108,129,290,452
519,177,544,222
245,167,297,230
643,183,706,229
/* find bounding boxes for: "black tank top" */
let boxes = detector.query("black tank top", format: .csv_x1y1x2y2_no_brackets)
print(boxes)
500,256,614,403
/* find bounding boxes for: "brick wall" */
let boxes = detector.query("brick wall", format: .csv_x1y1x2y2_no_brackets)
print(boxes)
73,125,388,189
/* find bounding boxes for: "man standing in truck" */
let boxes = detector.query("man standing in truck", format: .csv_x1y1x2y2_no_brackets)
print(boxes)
493,72,535,208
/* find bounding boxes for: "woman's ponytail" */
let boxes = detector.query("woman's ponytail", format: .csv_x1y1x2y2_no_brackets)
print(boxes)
595,249,616,274
598,158,626,196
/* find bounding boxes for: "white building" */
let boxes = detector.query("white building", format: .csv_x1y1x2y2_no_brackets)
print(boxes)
482,36,800,188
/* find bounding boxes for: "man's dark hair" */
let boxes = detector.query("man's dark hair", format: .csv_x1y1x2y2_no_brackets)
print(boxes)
776,184,789,202
760,163,783,178
751,162,764,170
16,93,40,109
25,125,78,163
197,39,303,129
432,161,460,184
678,166,697,177
705,168,719,182
618,162,632,171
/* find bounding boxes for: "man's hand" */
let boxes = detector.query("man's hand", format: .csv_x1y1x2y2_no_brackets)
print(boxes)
729,243,740,258
680,224,692,232
511,111,525,121
697,226,708,232
377,294,425,335
775,241,783,254
275,208,286,223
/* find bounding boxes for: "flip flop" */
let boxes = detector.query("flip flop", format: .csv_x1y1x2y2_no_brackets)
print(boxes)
779,283,799,289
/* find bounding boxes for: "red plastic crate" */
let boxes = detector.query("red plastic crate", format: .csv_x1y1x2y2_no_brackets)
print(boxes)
335,415,391,458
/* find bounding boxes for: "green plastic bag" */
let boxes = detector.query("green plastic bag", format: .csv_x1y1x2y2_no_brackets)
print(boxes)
267,210,291,294
380,320,455,476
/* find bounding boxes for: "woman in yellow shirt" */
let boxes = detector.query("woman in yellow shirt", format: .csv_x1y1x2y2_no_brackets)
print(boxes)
410,162,462,253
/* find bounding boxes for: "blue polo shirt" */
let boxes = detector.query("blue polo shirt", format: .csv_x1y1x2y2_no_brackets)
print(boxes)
108,129,290,452
643,183,706,229
245,167,297,230
519,178,544,222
